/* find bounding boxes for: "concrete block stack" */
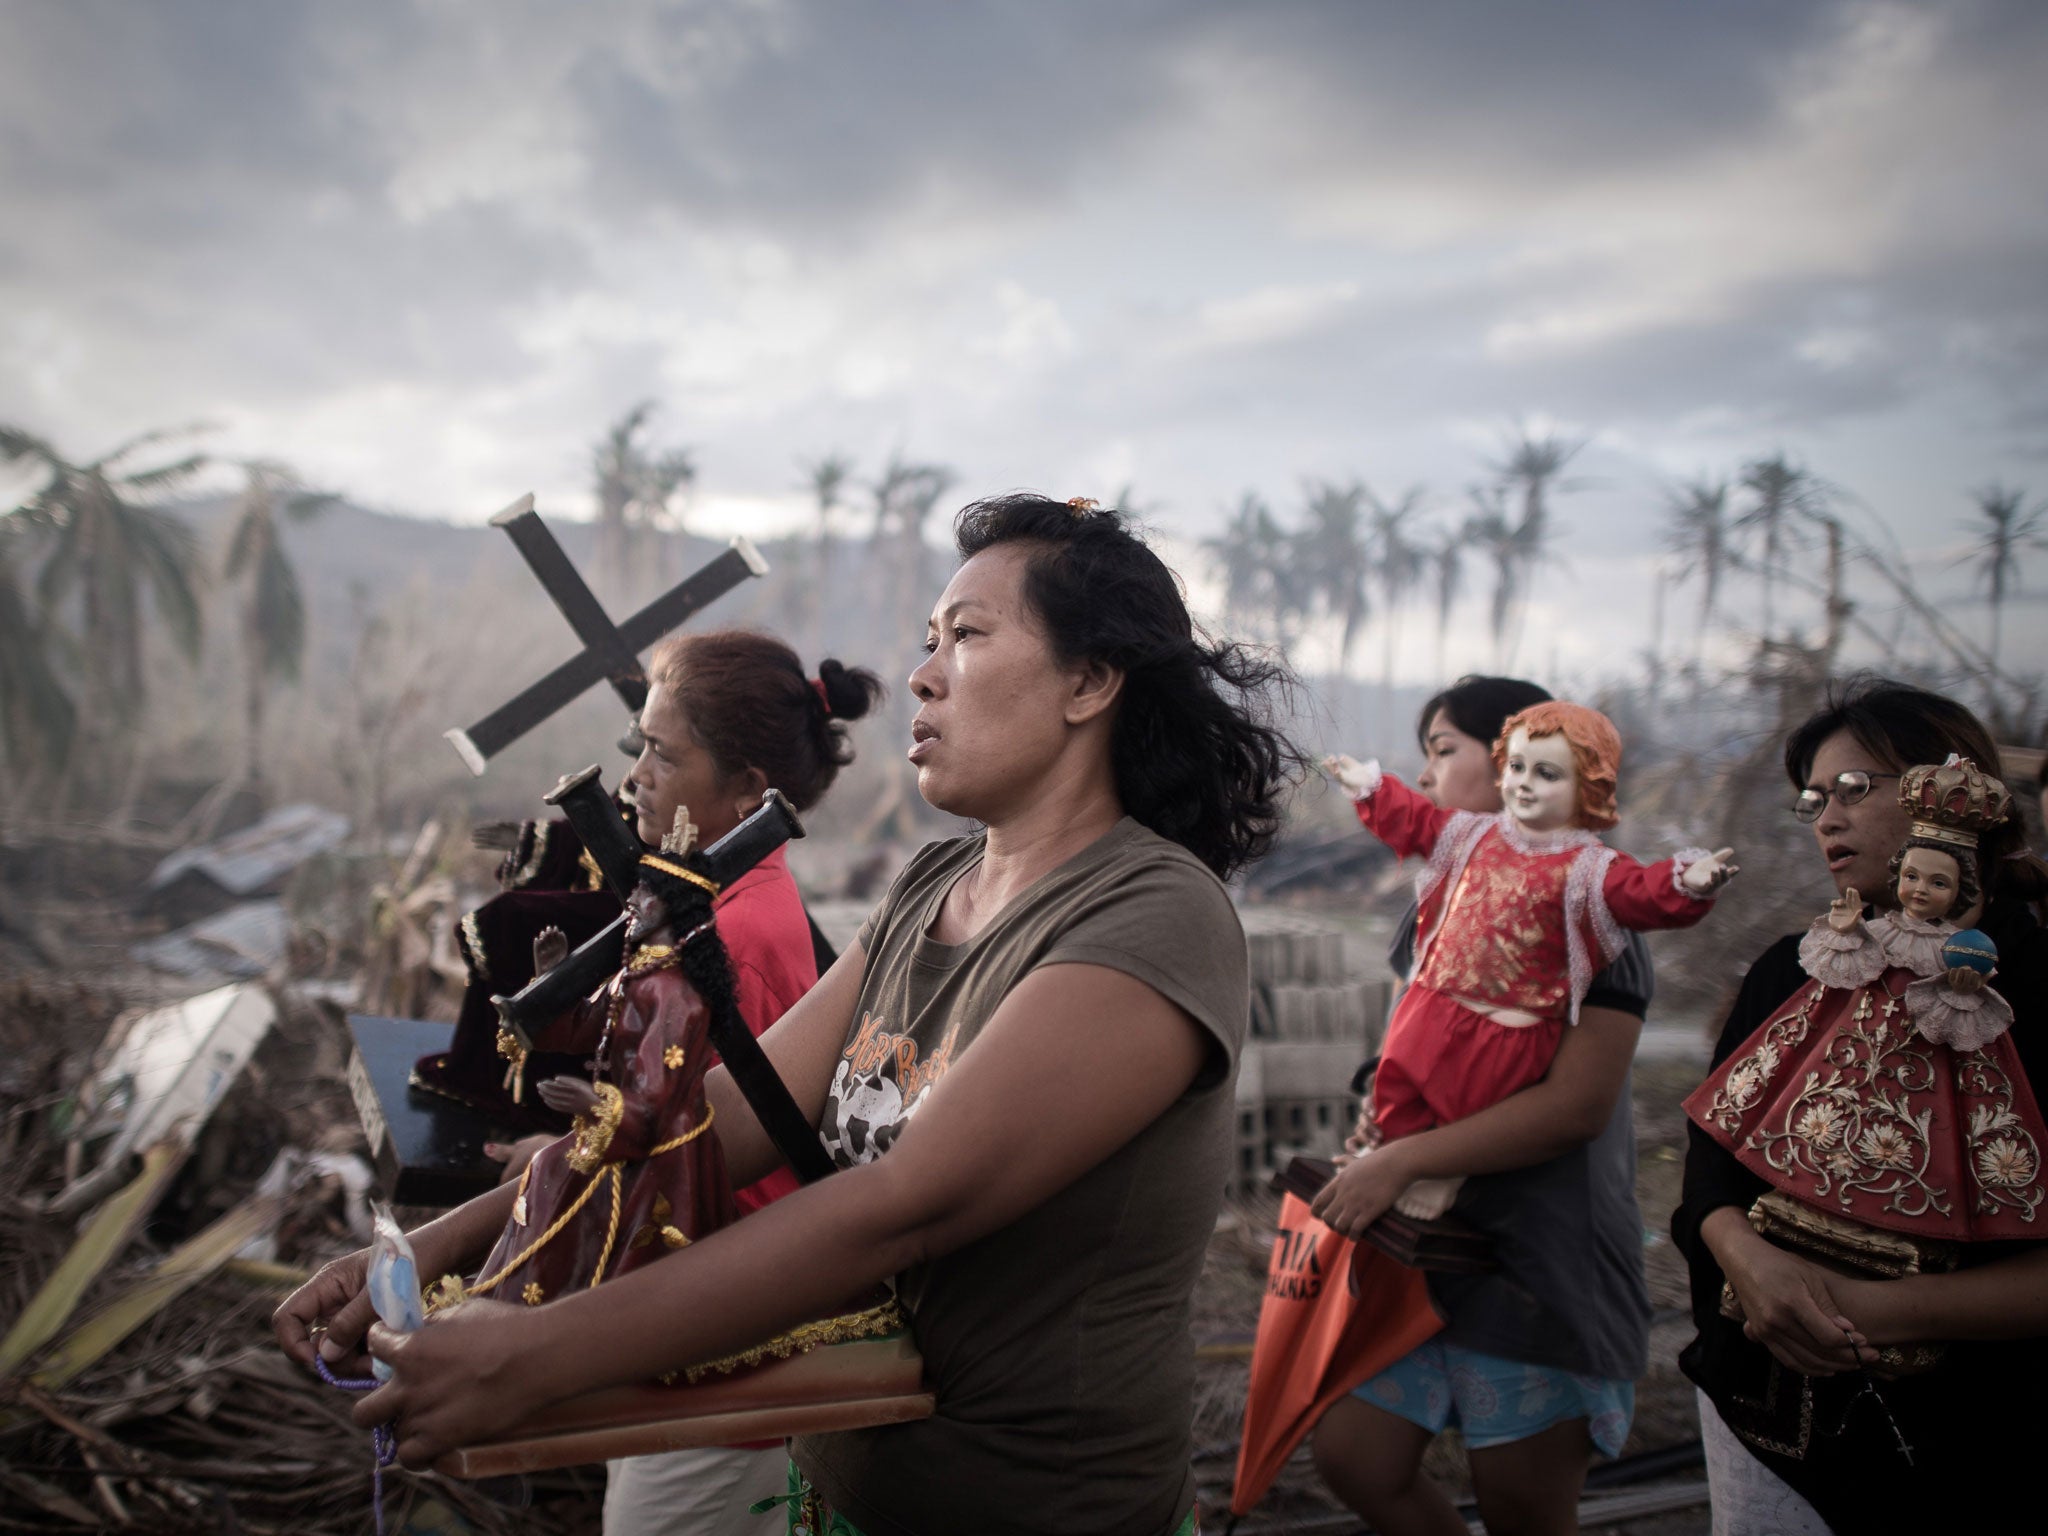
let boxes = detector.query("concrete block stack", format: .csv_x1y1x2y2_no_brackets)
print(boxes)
1232,909,1392,1191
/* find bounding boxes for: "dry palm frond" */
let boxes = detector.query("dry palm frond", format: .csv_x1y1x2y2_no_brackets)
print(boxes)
0,1144,182,1379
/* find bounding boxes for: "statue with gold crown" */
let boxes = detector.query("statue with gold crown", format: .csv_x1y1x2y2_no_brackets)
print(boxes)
1684,756,2048,1372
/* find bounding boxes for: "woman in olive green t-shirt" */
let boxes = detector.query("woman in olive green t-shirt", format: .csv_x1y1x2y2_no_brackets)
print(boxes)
278,493,1305,1535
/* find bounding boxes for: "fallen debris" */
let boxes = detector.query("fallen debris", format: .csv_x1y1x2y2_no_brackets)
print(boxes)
132,900,292,981
0,1146,182,1379
143,804,351,922
52,986,277,1214
0,974,608,1535
18,1193,285,1396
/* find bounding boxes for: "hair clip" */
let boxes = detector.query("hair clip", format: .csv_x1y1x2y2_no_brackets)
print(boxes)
1066,497,1099,515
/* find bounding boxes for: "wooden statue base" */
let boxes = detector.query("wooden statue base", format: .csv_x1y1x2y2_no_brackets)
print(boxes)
1274,1156,1498,1274
435,1331,934,1478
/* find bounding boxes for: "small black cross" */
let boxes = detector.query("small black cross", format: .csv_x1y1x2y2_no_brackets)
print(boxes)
444,494,768,775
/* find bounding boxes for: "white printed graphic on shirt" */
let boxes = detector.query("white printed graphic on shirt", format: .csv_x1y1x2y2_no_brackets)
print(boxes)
820,1012,962,1167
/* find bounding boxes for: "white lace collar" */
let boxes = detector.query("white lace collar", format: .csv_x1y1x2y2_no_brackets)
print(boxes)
1867,910,1955,978
1490,812,1604,857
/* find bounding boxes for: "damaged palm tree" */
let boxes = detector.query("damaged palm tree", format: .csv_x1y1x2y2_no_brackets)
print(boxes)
215,461,335,812
0,490,75,782
0,422,209,816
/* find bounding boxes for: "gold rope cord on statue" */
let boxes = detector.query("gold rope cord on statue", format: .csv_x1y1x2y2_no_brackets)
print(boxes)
469,1162,619,1299
648,1102,716,1156
459,1102,715,1302
678,1297,908,1385
588,1163,624,1287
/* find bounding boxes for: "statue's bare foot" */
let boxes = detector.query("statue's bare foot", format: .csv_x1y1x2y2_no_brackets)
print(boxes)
1392,1174,1464,1221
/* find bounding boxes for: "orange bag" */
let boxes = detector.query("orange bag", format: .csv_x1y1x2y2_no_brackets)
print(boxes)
1230,1193,1443,1515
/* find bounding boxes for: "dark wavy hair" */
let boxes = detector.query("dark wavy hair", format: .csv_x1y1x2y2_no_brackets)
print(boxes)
633,846,743,1053
1785,674,2048,903
953,494,1307,879
648,630,884,811
1414,674,1552,753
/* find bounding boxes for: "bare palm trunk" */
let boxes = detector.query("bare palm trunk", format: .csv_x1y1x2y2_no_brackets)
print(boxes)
1648,569,1666,711
813,538,833,655
1379,598,1399,744
244,609,267,794
111,735,150,830
1821,521,1848,667
1503,585,1531,673
598,500,627,602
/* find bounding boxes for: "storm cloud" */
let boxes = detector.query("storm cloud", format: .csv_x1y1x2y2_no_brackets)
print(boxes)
3,0,2044,670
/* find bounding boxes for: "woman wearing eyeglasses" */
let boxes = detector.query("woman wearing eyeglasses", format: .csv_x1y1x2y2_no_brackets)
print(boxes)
1672,676,2048,1533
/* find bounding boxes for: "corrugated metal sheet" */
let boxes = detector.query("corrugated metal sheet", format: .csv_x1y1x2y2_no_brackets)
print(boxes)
133,900,291,980
147,804,350,897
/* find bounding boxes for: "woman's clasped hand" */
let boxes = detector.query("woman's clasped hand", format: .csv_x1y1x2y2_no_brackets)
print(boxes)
352,1302,537,1468
1702,1209,1868,1377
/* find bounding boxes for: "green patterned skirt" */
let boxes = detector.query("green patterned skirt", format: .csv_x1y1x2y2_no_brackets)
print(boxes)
756,1462,1202,1535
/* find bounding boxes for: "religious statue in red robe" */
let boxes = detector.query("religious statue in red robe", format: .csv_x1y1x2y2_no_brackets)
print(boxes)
1686,757,2046,1280
430,811,740,1310
1327,700,1738,1215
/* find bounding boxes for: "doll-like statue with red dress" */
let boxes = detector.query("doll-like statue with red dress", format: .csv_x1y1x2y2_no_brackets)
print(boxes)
1324,701,1739,1216
1685,758,2047,1367
430,809,739,1310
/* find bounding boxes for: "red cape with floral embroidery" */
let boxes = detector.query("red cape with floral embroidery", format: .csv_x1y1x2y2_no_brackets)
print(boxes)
464,949,736,1309
1684,928,2048,1243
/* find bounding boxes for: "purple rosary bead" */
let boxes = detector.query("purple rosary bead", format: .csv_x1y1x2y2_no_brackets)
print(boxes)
314,1353,398,1535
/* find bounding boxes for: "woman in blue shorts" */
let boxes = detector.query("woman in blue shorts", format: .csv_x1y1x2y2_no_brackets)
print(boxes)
1311,675,1651,1536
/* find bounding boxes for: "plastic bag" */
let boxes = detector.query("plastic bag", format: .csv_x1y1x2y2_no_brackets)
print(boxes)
365,1203,425,1382
1231,1192,1442,1514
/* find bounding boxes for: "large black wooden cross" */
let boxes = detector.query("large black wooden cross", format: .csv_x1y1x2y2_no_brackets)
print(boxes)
444,494,769,775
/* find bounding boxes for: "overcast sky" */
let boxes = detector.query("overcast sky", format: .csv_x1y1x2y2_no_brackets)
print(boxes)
4,0,2046,682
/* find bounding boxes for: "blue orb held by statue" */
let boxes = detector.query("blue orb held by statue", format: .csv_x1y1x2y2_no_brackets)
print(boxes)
1943,929,1998,975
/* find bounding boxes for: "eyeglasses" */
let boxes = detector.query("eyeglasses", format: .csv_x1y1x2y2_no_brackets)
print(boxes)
1792,770,1902,822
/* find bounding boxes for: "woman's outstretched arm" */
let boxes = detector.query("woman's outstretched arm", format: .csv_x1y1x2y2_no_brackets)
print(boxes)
352,961,1210,1467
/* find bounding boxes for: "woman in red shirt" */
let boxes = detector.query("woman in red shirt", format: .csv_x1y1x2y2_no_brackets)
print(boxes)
604,629,881,1533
